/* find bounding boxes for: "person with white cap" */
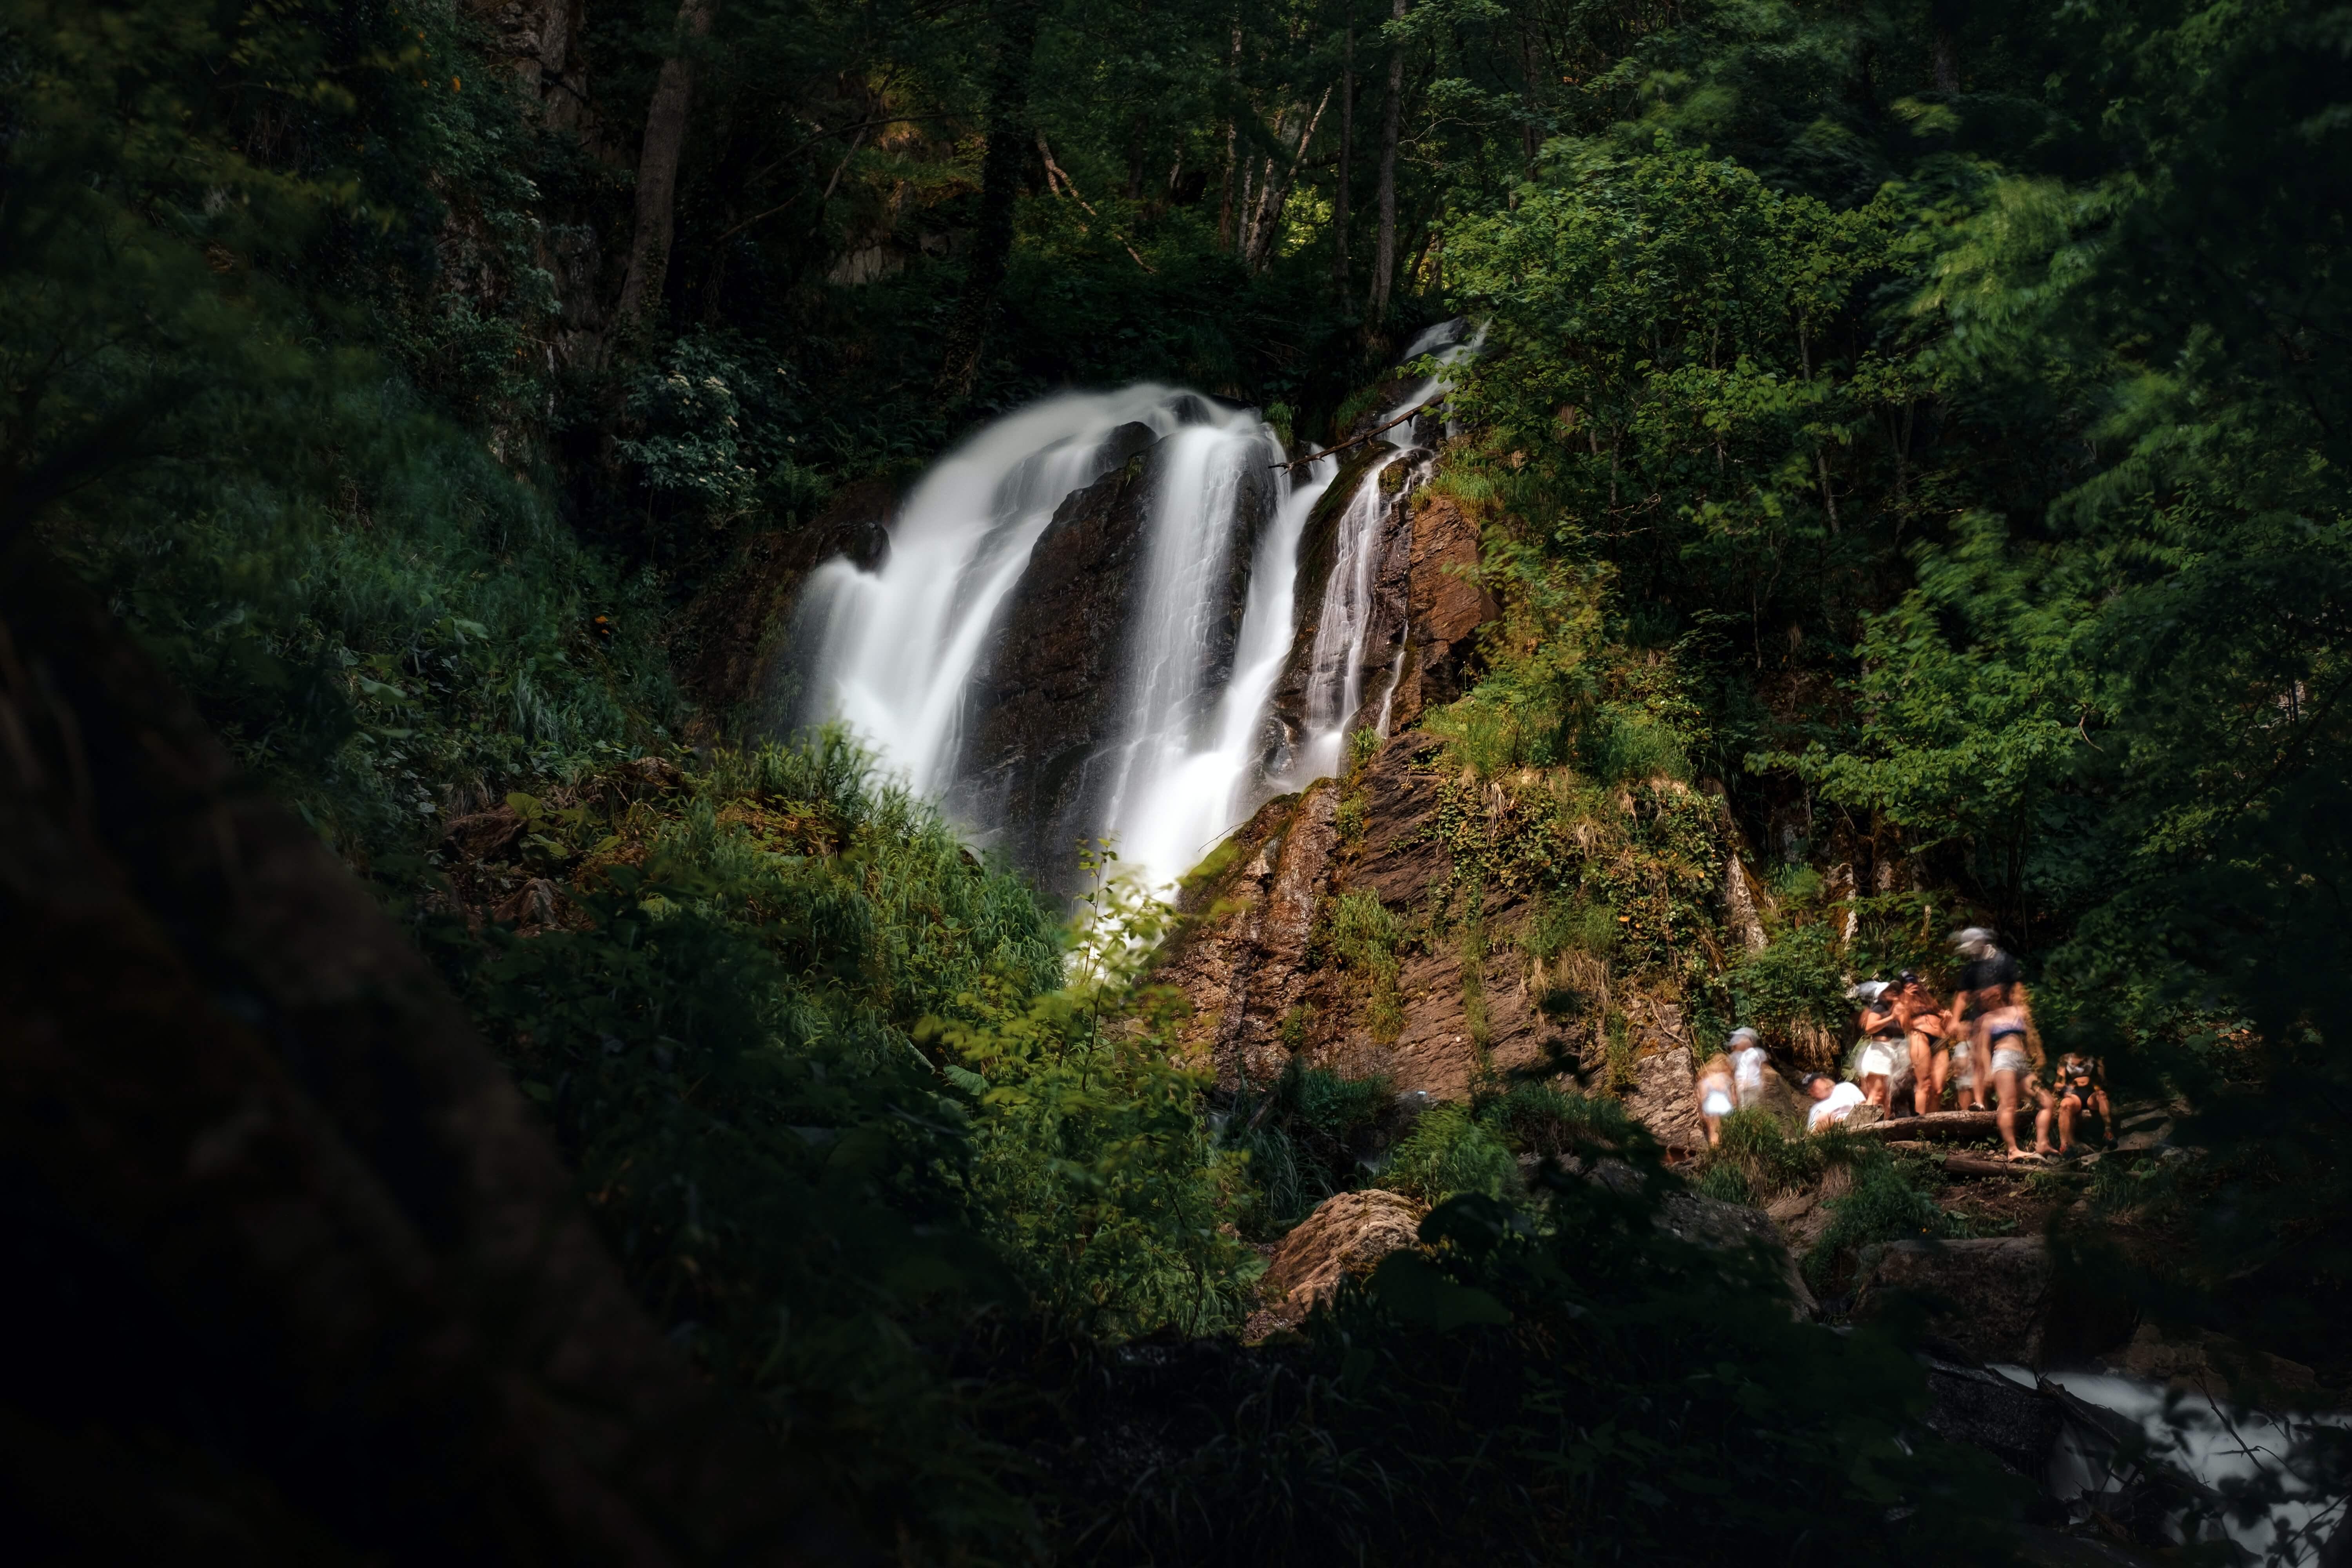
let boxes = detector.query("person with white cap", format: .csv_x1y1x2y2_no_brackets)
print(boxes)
1729,1026,1768,1109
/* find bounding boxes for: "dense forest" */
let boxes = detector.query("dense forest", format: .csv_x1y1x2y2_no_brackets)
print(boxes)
3,0,2348,1561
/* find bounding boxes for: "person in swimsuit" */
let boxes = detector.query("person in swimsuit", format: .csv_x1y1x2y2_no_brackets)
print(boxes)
2054,1052,2113,1154
1729,1027,1768,1110
1695,1053,1738,1147
1946,927,2010,1113
1952,929,2054,1159
1848,980,1904,1115
1895,971,1951,1116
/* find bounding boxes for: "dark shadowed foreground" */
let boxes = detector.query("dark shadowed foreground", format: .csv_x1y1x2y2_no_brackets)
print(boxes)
0,552,849,1563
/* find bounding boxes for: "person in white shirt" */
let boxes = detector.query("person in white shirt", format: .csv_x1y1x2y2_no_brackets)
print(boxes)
1730,1026,1768,1109
1803,1072,1867,1133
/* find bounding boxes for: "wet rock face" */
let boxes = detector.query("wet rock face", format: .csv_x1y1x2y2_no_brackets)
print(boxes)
955,426,1274,885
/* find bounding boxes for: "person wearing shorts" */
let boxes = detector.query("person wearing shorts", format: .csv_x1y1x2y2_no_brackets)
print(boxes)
2054,1053,2113,1154
1849,980,1904,1116
1730,1027,1768,1110
1895,972,1951,1115
1954,929,2054,1159
1695,1053,1738,1148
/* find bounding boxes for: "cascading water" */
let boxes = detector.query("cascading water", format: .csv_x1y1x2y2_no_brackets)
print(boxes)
788,328,1471,895
1276,318,1483,784
791,385,1335,893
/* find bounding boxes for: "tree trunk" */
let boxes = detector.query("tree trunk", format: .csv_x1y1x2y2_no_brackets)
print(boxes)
1332,22,1353,292
1247,86,1332,272
614,0,715,334
1930,0,1964,92
1216,24,1242,247
1368,0,1408,318
935,0,1041,400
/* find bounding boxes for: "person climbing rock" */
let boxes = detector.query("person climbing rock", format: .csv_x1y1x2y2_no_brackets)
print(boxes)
1952,929,2054,1159
1895,971,1951,1116
2054,1051,2114,1154
1729,1026,1768,1110
1695,1053,1738,1147
1802,1072,1867,1133
1848,980,1903,1116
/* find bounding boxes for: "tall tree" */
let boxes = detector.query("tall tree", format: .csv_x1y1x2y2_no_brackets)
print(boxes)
616,0,718,333
938,0,1043,397
1333,18,1354,293
1368,0,1408,318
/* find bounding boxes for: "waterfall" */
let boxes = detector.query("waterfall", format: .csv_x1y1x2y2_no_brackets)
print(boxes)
791,385,1335,893
1278,318,1481,785
788,329,1472,896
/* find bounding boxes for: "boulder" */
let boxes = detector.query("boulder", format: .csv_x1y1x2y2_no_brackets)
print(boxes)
1256,1189,1425,1332
1858,1237,2054,1365
1655,1189,1818,1316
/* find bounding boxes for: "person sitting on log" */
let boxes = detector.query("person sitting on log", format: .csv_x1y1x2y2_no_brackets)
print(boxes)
1895,970,1952,1116
1695,1053,1738,1148
1729,1026,1768,1110
2054,1051,2114,1155
1848,980,1903,1116
1952,929,2055,1160
1802,1071,1868,1133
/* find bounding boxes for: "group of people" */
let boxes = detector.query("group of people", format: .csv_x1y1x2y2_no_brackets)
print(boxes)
1693,929,2115,1162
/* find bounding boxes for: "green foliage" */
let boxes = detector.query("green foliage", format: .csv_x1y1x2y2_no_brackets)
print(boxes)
1725,923,1849,1039
1380,1101,1517,1205
1077,1108,2014,1566
1808,1155,1969,1288
446,735,1062,1552
921,856,1258,1339
1217,1059,1395,1236
1319,888,1406,1043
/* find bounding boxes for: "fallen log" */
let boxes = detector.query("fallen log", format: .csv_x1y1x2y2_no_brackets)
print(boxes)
1847,1110,1999,1142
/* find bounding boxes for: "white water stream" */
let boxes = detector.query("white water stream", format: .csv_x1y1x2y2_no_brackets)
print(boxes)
789,329,1471,894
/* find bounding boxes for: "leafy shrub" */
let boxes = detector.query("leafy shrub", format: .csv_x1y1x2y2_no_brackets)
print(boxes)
1381,1102,1517,1204
1321,889,1406,1042
1218,1060,1396,1236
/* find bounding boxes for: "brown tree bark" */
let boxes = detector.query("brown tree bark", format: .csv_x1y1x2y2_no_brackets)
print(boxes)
1368,0,1408,318
936,0,1042,400
615,0,717,333
0,550,850,1563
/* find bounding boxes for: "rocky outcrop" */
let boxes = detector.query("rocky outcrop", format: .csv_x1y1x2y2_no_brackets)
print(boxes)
1254,1189,1425,1333
1655,1189,1820,1315
1384,491,1496,731
1858,1237,2056,1365
1622,1046,1705,1152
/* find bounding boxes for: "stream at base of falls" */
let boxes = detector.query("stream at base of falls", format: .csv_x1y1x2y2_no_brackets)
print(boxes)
786,325,1476,894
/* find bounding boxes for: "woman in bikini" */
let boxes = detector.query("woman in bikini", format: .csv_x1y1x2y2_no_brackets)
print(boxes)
1952,929,2054,1160
1895,971,1950,1116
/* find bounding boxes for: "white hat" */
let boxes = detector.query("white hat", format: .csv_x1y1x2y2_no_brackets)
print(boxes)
1728,1026,1760,1047
1847,980,1891,1005
1950,926,1998,954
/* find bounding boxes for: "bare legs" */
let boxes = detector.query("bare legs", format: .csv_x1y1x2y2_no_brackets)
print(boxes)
1909,1035,1936,1116
1995,1069,2056,1158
